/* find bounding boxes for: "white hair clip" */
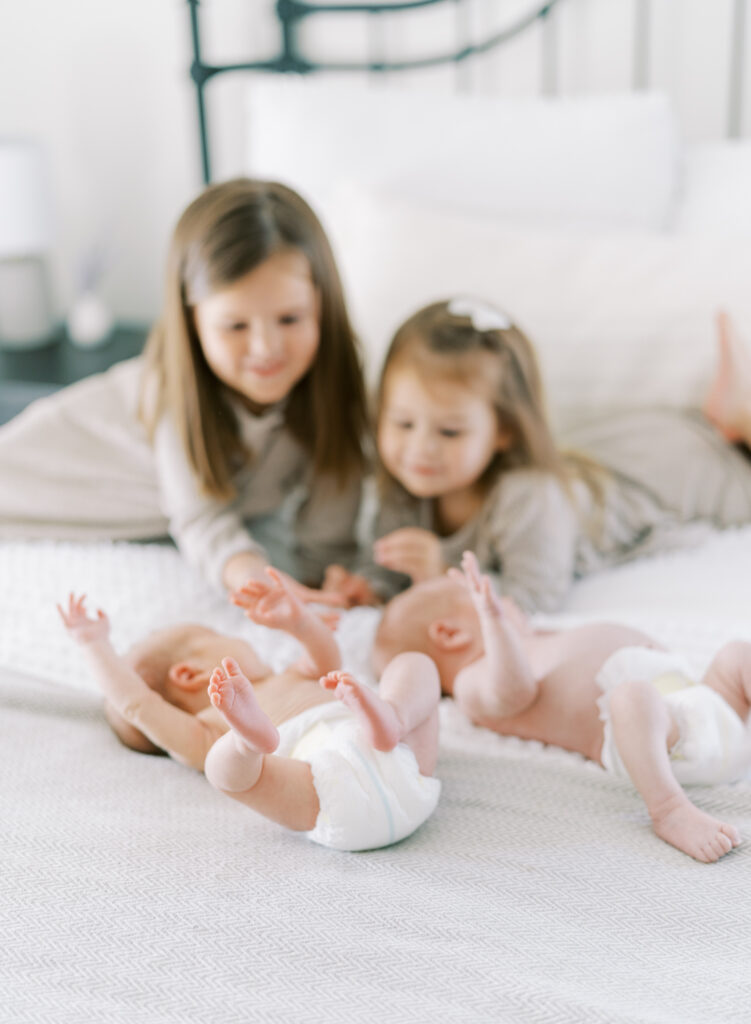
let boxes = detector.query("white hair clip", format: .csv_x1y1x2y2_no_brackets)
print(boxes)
447,297,512,332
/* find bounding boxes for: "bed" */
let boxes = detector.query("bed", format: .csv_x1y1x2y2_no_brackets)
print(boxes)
3,2,751,1021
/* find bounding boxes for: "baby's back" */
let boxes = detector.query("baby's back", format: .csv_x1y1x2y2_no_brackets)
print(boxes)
478,622,662,763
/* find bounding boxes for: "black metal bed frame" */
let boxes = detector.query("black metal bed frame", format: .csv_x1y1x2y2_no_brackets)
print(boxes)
188,0,748,185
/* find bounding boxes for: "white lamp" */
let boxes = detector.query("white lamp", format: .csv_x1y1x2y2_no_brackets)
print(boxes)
0,139,55,348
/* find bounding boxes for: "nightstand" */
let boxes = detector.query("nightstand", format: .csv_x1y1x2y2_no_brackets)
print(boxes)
0,324,149,425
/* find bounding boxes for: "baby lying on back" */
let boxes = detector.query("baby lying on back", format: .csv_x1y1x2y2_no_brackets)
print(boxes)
59,569,441,852
374,552,751,863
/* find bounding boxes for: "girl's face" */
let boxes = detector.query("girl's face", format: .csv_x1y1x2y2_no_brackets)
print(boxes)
193,249,320,411
378,365,506,500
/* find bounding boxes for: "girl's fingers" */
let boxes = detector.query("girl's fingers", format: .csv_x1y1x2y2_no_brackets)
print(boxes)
298,586,345,608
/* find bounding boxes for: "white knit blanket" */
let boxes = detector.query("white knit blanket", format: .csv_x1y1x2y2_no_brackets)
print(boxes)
2,531,751,1023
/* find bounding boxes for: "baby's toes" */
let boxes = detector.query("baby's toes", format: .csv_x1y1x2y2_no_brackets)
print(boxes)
319,672,341,690
722,823,742,847
222,656,244,678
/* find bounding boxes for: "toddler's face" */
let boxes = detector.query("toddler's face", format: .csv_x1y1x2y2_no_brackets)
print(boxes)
193,249,320,412
378,368,504,500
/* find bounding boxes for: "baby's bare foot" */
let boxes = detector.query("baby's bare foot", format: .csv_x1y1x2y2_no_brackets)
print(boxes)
703,311,751,444
208,657,279,754
651,793,741,862
320,670,402,751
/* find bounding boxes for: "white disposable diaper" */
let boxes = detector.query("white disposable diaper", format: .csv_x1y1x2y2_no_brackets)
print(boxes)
597,646,750,785
276,700,441,852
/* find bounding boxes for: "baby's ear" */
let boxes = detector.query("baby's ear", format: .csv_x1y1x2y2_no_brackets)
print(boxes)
167,661,205,692
427,619,474,652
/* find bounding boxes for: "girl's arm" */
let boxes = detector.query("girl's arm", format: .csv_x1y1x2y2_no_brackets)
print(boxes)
450,554,538,721
58,595,221,771
484,469,579,614
293,471,362,586
347,483,421,603
154,416,268,592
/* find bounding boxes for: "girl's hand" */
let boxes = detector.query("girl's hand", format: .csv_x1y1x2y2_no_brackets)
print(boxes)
278,570,346,609
322,565,382,608
223,553,344,609
57,593,110,645
373,528,446,584
448,551,505,620
231,568,306,631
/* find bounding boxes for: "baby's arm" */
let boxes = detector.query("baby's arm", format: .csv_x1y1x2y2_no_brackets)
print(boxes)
450,553,539,721
232,569,341,677
57,595,221,770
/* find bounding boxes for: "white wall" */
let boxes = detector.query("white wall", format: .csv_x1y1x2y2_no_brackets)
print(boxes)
1,0,749,325
0,0,199,325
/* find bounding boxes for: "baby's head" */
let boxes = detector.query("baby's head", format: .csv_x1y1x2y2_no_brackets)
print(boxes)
373,577,483,693
108,622,265,754
376,298,565,502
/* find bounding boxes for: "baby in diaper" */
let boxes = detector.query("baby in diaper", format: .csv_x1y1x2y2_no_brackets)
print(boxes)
374,551,751,863
58,569,441,852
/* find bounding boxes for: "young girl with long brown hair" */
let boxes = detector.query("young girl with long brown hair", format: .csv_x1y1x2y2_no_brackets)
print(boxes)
0,179,368,595
327,298,751,613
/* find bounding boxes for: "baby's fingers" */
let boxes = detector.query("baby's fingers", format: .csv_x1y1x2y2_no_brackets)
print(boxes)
236,581,269,600
264,566,288,592
460,551,483,586
480,577,502,614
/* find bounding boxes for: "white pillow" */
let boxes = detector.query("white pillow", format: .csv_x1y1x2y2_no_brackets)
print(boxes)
675,141,751,235
245,77,680,232
327,184,751,425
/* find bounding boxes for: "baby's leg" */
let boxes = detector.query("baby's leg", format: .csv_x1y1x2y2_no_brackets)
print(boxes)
701,640,751,723
703,311,751,445
608,679,741,862
205,658,319,832
320,652,440,775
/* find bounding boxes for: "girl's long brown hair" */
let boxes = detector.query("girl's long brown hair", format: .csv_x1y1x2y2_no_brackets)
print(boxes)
376,300,604,503
140,179,368,498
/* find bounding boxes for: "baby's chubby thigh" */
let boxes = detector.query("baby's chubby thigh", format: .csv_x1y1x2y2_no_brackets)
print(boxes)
595,647,691,776
700,640,751,723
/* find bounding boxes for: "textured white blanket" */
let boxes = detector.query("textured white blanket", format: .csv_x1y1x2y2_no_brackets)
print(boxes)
2,532,751,1023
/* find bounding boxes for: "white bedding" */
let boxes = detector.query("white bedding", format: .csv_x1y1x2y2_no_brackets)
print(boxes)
2,532,751,1022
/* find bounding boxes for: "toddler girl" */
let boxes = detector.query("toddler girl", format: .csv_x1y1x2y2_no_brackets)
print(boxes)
332,298,751,613
0,179,369,595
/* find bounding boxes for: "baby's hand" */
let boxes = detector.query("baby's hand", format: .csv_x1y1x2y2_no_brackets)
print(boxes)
232,568,306,631
373,528,445,583
57,593,110,644
449,551,505,620
322,565,381,608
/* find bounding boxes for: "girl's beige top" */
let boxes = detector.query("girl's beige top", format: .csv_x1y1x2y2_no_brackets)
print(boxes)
365,409,751,612
0,358,361,588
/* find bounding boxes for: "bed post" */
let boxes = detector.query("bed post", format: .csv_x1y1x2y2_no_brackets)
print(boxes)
187,0,213,185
